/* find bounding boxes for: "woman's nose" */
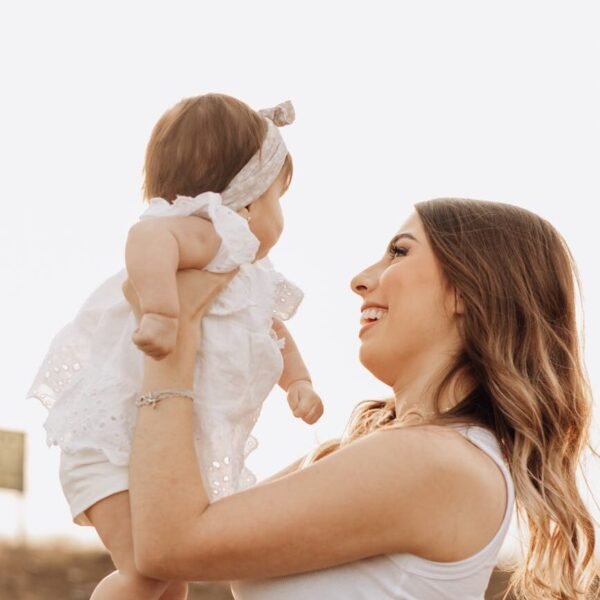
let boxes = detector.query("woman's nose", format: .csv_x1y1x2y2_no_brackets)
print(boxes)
351,266,377,296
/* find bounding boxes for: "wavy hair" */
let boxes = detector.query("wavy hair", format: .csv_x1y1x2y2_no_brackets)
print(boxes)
304,199,599,599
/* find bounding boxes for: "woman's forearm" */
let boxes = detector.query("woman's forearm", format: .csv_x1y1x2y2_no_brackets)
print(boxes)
138,323,198,393
129,324,211,571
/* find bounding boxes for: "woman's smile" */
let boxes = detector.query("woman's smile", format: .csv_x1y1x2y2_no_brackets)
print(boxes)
359,305,389,337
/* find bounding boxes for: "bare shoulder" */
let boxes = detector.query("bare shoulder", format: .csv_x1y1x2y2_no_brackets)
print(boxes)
387,424,508,562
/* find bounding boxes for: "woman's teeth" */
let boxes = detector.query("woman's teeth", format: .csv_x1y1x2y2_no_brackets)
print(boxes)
360,308,388,324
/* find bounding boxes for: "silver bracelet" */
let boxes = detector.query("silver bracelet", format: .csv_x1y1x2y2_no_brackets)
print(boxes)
135,388,196,409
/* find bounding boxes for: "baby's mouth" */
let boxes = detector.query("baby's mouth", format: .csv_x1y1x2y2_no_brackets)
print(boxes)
360,307,388,326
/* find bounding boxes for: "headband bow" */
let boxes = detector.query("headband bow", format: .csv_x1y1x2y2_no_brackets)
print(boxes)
258,100,295,127
220,100,295,211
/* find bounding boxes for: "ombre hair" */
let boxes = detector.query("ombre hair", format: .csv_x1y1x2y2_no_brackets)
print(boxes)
305,199,599,599
142,93,292,203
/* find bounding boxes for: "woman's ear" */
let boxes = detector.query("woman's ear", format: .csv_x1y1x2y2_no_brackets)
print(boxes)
454,288,465,316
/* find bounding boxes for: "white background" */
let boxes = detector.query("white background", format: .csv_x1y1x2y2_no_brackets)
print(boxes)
1,1,598,559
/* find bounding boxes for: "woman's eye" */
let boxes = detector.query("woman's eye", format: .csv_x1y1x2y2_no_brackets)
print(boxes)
388,245,408,258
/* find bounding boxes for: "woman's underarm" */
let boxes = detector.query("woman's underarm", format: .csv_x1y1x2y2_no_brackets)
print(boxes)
257,455,307,485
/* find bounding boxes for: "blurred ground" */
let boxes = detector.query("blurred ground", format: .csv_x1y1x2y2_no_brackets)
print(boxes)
0,541,515,599
0,542,232,600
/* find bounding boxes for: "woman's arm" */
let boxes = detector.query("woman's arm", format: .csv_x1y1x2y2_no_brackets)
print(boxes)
130,375,465,582
128,337,472,582
256,455,307,485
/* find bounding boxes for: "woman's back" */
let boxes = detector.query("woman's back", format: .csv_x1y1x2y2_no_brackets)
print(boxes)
230,424,515,600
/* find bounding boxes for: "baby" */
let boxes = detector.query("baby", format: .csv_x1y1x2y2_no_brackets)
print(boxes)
27,94,323,600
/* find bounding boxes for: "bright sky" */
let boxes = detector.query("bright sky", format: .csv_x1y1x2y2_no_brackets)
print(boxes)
1,1,598,558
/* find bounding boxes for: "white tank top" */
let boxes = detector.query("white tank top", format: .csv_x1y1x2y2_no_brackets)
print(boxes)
230,424,515,600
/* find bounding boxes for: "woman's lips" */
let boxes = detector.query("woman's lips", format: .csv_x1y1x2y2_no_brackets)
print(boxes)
359,315,387,337
359,306,388,337
359,320,379,337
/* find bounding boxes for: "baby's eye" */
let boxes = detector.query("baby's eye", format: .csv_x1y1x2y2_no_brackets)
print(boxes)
388,245,408,259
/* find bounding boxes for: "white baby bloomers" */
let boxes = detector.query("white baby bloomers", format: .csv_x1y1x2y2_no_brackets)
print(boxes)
27,192,303,525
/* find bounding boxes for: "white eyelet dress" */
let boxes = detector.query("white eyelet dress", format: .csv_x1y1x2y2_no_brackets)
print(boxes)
26,193,303,524
230,424,515,600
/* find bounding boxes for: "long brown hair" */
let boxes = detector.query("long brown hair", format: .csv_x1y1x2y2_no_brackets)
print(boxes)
142,93,292,202
305,198,599,599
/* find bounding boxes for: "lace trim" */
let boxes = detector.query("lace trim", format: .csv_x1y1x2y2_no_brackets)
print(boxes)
271,271,304,321
27,340,87,410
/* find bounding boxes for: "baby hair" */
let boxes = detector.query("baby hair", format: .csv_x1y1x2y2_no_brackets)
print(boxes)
143,93,292,203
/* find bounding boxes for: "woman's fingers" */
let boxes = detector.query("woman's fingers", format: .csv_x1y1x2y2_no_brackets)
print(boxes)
121,278,142,321
175,268,240,323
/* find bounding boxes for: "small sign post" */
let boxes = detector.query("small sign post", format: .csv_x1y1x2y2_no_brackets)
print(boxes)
0,430,25,492
0,429,26,543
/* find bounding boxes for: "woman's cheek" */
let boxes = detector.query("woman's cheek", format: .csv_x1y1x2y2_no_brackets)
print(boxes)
379,262,404,294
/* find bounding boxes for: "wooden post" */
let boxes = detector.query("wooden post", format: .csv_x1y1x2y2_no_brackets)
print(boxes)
0,429,26,543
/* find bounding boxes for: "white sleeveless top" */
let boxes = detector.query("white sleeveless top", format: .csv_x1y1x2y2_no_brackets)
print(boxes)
230,424,515,600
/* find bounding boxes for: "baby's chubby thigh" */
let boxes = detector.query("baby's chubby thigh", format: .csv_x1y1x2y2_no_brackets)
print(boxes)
85,491,174,597
85,491,138,572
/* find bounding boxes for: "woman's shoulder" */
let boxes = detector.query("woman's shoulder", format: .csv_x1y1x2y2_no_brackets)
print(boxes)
374,424,509,562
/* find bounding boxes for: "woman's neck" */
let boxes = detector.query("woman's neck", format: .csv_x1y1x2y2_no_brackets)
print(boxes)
392,347,469,419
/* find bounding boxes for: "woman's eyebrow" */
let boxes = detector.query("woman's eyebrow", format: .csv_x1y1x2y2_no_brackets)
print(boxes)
389,232,419,246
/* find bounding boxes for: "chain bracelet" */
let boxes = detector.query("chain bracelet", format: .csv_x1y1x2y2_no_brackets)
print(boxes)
135,388,196,409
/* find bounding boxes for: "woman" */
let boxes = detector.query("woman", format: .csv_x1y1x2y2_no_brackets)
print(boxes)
121,198,598,599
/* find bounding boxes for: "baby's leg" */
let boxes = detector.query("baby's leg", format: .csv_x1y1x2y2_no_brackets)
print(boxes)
125,223,180,360
86,491,188,600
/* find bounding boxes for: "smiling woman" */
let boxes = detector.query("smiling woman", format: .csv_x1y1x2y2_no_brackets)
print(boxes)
351,212,463,405
123,198,599,600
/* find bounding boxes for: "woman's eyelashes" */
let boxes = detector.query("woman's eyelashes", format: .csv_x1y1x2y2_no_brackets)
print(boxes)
388,244,409,259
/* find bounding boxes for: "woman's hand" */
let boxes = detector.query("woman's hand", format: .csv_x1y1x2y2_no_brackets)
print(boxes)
122,267,239,329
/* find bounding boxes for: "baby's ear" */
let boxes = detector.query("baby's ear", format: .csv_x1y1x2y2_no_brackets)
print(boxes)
237,206,251,222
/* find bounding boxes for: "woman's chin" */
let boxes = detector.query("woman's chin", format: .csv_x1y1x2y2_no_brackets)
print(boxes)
358,345,383,378
358,338,398,387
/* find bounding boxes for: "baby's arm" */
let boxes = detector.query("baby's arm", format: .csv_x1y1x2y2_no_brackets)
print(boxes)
272,318,324,424
124,216,222,360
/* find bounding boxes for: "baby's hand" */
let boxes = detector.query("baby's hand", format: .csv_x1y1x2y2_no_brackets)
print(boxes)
287,380,324,425
132,312,179,361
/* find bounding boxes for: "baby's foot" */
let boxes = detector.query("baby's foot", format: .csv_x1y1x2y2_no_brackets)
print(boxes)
132,313,179,360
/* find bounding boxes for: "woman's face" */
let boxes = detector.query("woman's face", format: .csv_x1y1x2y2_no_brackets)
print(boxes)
350,212,462,388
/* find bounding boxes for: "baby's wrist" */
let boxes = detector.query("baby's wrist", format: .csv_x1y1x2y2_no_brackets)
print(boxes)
287,378,312,391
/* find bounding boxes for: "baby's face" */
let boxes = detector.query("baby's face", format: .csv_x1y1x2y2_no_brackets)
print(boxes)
246,171,287,259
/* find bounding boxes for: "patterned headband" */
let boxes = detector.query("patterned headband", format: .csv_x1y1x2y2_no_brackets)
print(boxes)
220,100,295,211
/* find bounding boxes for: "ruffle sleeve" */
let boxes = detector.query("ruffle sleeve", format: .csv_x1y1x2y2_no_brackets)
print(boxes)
140,193,260,272
256,257,304,321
